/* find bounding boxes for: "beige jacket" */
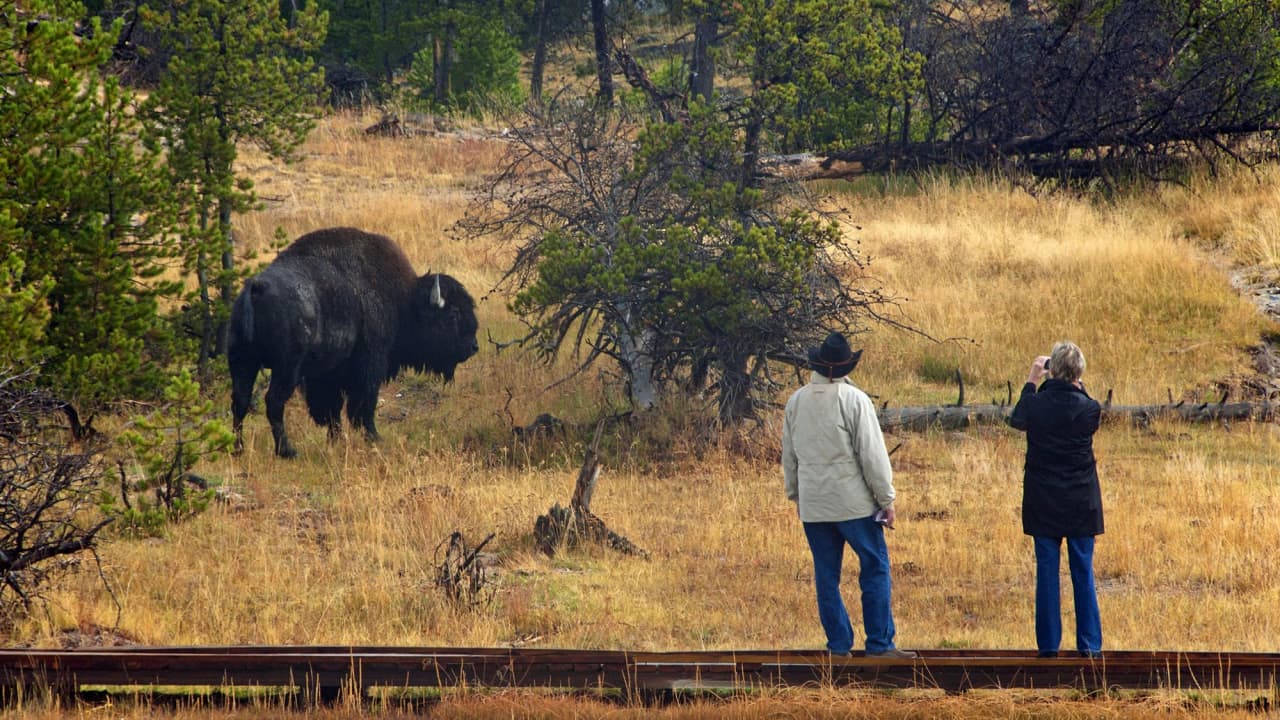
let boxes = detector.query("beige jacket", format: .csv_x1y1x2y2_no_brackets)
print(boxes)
782,373,895,523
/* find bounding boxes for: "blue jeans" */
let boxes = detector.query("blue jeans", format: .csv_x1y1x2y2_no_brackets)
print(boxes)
803,517,897,654
1034,536,1102,655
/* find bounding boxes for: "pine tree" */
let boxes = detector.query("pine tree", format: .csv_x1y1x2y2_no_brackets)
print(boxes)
142,0,327,377
1,0,180,412
406,7,526,112
729,0,922,182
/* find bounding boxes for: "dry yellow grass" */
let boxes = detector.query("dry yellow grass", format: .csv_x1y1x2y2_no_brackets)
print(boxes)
837,173,1269,405
10,110,1280,717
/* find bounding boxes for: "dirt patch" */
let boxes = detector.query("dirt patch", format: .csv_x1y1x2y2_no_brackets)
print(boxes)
1228,265,1280,400
1231,265,1280,325
57,625,139,648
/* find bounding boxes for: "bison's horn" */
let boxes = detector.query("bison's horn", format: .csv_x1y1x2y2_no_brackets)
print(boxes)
430,274,445,308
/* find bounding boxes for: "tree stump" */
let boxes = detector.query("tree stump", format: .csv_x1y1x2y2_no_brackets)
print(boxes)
533,437,647,559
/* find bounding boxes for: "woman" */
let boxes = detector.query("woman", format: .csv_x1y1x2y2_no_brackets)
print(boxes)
1008,341,1104,659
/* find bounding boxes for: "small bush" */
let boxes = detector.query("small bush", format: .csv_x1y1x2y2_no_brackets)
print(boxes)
917,354,960,384
104,370,233,538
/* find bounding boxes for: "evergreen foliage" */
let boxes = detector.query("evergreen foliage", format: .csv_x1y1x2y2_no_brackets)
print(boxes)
0,254,50,372
727,0,922,156
319,0,434,85
107,370,234,538
1,0,180,411
319,0,537,109
141,0,327,377
406,11,526,111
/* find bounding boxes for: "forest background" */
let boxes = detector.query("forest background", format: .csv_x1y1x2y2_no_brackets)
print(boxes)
3,0,1280,717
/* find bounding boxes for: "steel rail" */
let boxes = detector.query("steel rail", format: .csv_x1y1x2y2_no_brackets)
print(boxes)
1,647,1277,700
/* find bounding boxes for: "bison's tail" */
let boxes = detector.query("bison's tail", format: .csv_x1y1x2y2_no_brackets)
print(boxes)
231,281,259,345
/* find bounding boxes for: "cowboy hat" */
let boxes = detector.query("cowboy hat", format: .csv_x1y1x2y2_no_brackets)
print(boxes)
807,332,862,378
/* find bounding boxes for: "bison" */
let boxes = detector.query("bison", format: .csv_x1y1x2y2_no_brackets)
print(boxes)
227,227,479,458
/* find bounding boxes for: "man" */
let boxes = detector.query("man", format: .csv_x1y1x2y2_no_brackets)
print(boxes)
781,332,916,659
1008,341,1104,659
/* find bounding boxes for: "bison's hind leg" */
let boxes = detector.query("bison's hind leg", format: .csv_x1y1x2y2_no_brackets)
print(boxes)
229,355,261,456
264,366,302,459
304,378,345,442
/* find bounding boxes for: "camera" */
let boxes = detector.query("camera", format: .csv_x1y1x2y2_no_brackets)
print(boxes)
1042,359,1051,371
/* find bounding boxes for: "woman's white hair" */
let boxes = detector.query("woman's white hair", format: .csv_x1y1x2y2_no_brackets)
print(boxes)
1048,341,1086,383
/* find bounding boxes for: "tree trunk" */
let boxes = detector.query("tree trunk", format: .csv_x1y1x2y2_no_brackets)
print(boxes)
534,435,646,558
194,249,213,381
617,327,658,410
899,95,912,149
380,0,393,84
215,198,235,358
530,0,552,105
590,0,612,105
716,351,753,425
740,114,763,192
690,13,717,102
433,35,449,105
192,199,214,380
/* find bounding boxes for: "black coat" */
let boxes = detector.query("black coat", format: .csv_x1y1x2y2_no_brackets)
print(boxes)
1008,378,1104,538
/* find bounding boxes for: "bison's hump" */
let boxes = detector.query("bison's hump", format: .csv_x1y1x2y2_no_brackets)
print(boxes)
273,227,419,297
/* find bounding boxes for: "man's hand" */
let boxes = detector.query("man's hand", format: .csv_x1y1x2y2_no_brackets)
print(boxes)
878,506,897,530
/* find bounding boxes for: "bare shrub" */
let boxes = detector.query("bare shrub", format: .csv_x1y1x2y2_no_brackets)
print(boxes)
0,368,114,628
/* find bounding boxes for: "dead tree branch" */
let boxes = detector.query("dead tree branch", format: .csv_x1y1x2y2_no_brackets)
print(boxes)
434,531,497,608
0,368,117,629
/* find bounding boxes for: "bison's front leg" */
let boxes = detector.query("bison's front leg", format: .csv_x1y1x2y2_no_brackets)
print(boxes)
344,359,385,444
304,377,345,442
265,367,301,458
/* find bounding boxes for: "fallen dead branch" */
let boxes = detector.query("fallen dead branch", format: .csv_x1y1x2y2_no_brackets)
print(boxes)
434,530,497,608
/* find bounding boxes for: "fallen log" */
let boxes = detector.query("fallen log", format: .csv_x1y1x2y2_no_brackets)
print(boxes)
877,399,1276,432
364,112,434,137
1103,400,1276,426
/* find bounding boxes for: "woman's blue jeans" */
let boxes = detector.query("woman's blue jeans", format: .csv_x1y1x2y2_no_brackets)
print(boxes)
1034,535,1102,655
803,516,896,654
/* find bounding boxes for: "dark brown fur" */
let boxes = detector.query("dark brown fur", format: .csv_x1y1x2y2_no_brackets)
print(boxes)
227,228,478,458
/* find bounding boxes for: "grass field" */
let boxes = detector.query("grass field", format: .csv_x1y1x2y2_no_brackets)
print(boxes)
8,111,1279,718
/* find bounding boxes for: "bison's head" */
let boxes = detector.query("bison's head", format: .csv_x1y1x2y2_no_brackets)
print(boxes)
399,272,479,380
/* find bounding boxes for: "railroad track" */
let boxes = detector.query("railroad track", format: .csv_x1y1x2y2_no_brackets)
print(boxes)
1,647,1277,703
